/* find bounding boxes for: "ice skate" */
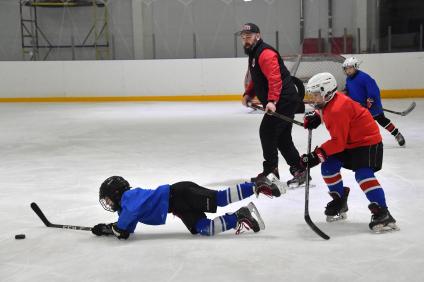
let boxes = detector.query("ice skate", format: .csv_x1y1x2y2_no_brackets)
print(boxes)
286,168,311,189
395,132,405,146
250,167,279,183
235,202,265,234
368,203,399,233
325,187,350,222
254,172,287,198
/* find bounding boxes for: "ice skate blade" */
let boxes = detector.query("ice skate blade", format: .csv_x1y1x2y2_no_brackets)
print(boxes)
326,213,347,222
371,223,400,233
247,202,265,231
287,183,316,189
267,173,287,195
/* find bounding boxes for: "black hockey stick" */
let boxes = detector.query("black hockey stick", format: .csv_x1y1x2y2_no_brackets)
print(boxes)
247,103,304,127
31,202,92,231
303,129,330,240
383,101,416,116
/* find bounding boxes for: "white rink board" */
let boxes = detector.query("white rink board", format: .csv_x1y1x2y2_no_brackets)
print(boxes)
1,52,424,98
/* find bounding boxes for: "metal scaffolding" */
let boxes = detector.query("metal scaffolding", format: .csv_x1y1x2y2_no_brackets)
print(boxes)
19,0,110,60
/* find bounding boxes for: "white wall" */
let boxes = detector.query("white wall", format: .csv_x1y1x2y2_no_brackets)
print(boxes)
0,52,423,99
0,58,247,98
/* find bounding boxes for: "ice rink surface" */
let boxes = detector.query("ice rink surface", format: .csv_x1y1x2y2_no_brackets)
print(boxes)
0,99,423,282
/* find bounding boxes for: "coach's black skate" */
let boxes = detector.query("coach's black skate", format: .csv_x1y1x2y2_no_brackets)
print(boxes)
368,203,399,233
395,132,405,146
286,167,311,188
325,187,350,222
250,167,279,183
235,202,265,234
254,173,286,198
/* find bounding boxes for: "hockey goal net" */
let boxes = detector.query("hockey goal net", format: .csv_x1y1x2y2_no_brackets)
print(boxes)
283,53,346,103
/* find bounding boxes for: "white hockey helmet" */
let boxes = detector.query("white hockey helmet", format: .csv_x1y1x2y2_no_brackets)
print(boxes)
306,72,338,105
342,57,360,69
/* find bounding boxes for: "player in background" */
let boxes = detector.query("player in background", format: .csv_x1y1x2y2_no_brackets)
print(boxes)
92,174,285,239
343,57,405,146
300,72,398,233
239,23,306,188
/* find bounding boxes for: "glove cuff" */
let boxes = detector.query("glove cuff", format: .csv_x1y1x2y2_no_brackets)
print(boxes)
314,147,327,162
112,223,130,240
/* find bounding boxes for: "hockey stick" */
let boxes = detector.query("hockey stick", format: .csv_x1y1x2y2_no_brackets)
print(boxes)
383,101,416,116
303,129,330,240
247,103,304,127
31,202,92,231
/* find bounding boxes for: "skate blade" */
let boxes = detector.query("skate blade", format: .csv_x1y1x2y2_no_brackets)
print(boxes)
267,173,287,195
326,213,347,222
287,183,316,189
371,223,400,233
247,202,265,231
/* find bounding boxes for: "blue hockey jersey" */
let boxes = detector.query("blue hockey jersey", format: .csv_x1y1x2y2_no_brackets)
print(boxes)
116,185,170,233
345,70,383,116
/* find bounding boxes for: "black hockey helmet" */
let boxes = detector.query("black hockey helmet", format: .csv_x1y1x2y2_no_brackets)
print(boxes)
99,176,130,212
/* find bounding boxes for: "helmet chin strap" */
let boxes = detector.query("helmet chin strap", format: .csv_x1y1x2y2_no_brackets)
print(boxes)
314,103,325,109
314,89,337,109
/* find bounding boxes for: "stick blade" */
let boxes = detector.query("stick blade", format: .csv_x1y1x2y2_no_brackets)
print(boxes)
402,101,416,116
31,202,52,227
304,215,330,240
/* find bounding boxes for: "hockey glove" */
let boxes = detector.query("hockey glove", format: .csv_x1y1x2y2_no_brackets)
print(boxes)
366,98,374,109
300,147,327,169
303,110,321,130
92,223,114,236
111,223,130,240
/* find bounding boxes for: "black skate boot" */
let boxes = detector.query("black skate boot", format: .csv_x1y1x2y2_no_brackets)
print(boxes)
286,167,311,188
325,187,350,222
368,203,399,233
250,167,279,183
395,132,405,146
235,202,265,234
254,173,286,198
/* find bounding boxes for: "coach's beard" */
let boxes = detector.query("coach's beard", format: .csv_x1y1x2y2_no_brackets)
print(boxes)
244,44,257,55
243,41,258,55
243,45,253,55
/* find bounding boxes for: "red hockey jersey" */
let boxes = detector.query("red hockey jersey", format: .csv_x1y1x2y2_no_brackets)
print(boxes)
320,92,382,156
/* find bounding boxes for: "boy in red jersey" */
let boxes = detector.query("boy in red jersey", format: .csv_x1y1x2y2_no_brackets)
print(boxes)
300,72,398,233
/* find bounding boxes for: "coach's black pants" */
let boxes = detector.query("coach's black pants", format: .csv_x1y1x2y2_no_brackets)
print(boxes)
259,101,301,174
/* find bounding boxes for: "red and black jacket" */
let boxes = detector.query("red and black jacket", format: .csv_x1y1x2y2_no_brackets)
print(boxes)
245,39,299,107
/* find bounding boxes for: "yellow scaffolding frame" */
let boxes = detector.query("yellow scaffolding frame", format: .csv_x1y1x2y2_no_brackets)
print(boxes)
19,0,110,60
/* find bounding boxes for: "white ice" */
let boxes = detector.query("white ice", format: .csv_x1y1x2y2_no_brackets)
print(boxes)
0,100,423,282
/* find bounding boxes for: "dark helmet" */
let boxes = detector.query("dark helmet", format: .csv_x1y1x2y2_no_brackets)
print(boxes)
99,176,130,212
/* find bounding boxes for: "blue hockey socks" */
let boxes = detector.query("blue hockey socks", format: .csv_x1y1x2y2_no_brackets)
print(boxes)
355,167,387,208
321,157,345,196
195,214,237,236
216,182,254,207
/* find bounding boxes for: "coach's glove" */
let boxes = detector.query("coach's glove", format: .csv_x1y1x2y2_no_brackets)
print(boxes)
366,98,374,109
242,94,251,106
300,147,327,169
92,223,113,236
303,110,321,130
